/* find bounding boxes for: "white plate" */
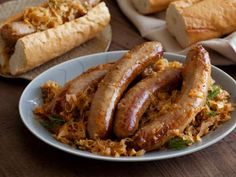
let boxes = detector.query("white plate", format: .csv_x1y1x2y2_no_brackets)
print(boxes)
19,51,236,162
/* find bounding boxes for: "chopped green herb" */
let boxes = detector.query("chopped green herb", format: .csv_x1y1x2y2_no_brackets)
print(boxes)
208,85,221,100
48,116,65,124
168,137,192,150
207,111,217,117
40,120,53,129
40,116,65,129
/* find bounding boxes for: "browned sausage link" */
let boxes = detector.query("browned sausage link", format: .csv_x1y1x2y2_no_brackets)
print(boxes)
45,63,113,120
87,41,164,139
114,68,182,138
133,45,211,151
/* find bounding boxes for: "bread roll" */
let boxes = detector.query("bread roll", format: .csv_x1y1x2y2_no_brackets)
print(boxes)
131,0,177,14
0,12,25,69
0,2,110,75
166,0,236,48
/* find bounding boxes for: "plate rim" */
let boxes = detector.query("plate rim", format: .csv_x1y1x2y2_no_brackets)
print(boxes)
19,51,236,162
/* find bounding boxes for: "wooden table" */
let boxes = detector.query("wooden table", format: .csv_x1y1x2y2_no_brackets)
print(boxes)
0,1,236,177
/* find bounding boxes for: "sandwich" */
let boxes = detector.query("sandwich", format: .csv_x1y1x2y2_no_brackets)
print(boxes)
0,0,110,75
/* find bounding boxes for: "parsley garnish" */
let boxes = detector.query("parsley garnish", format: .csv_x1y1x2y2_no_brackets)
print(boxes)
168,137,192,150
208,85,221,100
207,111,217,117
40,116,65,129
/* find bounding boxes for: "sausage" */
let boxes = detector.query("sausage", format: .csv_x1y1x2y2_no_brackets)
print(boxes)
87,41,164,139
114,68,182,138
45,63,113,120
133,45,211,151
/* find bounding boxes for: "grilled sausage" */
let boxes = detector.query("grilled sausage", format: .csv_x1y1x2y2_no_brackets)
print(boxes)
114,68,182,138
45,63,113,120
87,41,164,139
133,45,211,151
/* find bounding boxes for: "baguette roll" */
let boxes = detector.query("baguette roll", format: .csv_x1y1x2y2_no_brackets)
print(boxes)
131,0,177,14
0,12,25,69
0,1,110,75
166,0,236,48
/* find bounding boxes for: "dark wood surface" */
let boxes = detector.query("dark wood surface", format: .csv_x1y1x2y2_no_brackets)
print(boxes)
0,1,236,177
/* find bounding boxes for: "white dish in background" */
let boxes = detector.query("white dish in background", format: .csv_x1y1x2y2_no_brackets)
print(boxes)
19,51,236,162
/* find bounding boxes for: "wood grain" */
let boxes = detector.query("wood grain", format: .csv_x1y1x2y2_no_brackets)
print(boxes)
0,0,235,177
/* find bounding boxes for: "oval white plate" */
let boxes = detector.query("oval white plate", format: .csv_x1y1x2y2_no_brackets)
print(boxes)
19,51,236,162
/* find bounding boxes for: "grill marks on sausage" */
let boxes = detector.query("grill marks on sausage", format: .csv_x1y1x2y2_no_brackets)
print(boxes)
87,42,164,139
133,45,211,151
113,68,182,138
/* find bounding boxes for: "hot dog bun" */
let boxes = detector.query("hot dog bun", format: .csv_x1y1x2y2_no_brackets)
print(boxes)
0,2,110,75
131,0,177,14
166,0,236,48
0,12,25,69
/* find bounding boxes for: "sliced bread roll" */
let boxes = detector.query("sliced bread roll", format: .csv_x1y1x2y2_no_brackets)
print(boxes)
131,0,177,14
9,2,110,75
166,0,236,48
0,2,110,75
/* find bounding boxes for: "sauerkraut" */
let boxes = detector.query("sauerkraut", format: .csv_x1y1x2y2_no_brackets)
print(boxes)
23,0,89,30
34,59,234,156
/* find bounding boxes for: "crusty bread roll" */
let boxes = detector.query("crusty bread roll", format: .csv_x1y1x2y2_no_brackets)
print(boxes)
0,12,24,70
166,0,236,48
131,0,177,14
0,2,110,75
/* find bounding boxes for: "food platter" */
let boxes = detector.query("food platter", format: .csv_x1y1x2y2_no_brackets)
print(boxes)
0,0,112,80
19,51,236,161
